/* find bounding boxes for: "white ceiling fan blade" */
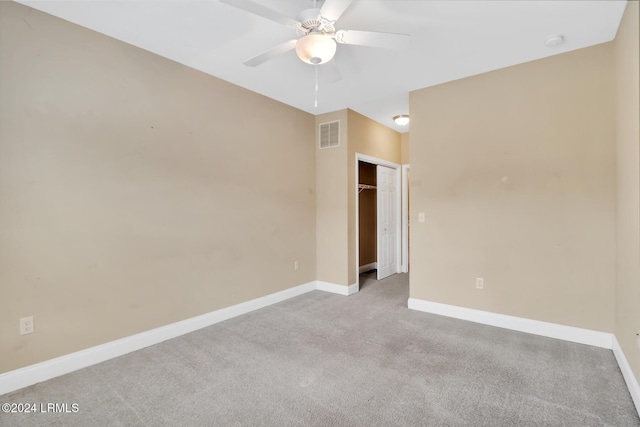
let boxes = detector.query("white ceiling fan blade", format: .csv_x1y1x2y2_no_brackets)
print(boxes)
243,39,297,67
219,0,299,29
322,58,342,83
320,0,353,22
335,30,410,49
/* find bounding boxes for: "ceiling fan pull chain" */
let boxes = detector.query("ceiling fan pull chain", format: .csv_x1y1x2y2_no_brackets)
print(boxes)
314,63,318,108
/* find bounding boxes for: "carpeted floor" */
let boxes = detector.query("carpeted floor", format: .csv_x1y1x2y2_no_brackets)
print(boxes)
1,272,638,426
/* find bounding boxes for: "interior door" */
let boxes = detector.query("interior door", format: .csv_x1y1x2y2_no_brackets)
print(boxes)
377,165,397,280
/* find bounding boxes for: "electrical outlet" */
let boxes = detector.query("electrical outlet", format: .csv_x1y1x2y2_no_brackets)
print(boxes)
20,316,34,335
475,278,484,289
418,212,426,223
294,260,299,271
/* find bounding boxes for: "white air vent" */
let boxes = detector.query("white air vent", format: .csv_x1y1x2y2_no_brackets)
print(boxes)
319,120,340,149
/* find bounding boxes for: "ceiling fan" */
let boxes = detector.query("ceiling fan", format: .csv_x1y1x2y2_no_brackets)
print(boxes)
219,0,411,70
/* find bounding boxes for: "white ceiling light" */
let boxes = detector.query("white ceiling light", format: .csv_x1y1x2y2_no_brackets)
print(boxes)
295,34,337,65
544,35,565,47
393,115,410,126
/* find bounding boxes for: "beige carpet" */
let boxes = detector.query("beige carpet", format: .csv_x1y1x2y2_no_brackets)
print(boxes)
1,272,638,426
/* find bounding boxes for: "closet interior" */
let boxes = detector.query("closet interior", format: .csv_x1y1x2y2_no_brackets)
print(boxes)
358,161,377,273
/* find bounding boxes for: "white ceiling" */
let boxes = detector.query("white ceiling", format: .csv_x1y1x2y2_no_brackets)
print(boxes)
17,0,627,133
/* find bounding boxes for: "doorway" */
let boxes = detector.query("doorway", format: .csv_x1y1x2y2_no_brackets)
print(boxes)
356,154,402,284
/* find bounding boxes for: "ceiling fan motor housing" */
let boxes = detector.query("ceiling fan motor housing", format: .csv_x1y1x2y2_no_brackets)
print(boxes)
297,8,335,35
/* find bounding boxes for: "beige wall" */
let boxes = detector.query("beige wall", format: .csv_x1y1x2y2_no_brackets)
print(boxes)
401,133,410,165
614,1,640,385
0,2,316,373
315,110,350,285
409,43,616,332
349,110,402,165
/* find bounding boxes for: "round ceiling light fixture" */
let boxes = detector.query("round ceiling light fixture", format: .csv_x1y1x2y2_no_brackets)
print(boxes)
295,33,337,65
393,115,410,126
544,35,565,47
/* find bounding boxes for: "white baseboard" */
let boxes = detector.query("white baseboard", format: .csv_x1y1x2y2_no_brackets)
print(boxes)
315,280,359,296
407,298,640,418
0,280,365,396
407,298,613,349
359,262,377,274
0,281,317,396
613,336,640,416
5,284,631,414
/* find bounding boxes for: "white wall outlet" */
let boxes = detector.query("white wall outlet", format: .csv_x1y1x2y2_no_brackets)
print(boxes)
418,212,425,223
294,260,299,271
475,278,484,289
20,316,34,335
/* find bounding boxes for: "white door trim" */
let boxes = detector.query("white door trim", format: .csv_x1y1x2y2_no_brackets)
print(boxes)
401,164,410,273
357,153,400,170
355,153,402,284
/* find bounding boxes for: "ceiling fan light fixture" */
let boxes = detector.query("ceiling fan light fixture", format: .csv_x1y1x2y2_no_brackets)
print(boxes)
393,115,410,126
295,33,337,65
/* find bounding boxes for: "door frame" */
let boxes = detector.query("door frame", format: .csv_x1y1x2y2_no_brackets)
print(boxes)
401,164,410,273
355,153,402,285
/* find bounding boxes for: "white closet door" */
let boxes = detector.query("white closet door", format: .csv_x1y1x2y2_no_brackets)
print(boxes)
377,165,397,280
